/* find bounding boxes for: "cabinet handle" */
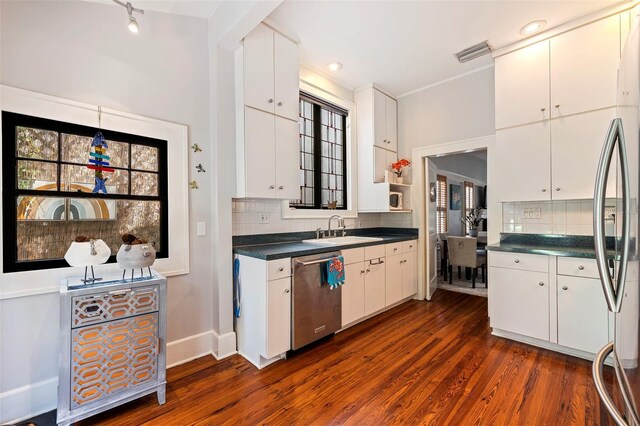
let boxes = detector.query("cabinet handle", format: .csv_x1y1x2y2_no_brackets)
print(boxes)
542,188,547,192
269,185,275,189
361,270,365,274
562,286,568,290
555,104,560,108
277,102,283,106
394,248,398,252
514,259,520,263
555,187,560,191
268,99,274,103
539,282,545,286
278,267,284,272
278,185,284,190
284,289,290,293
541,107,546,112
578,265,584,270
366,269,370,273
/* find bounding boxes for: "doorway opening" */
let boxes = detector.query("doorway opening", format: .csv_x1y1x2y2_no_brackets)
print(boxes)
429,150,488,297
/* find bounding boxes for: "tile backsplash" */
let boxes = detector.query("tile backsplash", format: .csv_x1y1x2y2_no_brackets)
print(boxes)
502,200,595,235
232,199,413,235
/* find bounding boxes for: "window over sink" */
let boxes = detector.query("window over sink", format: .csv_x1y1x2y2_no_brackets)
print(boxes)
289,91,348,210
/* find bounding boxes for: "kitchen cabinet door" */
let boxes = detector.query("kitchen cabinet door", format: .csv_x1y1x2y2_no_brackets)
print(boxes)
274,32,299,121
403,250,418,298
550,15,619,118
373,89,388,149
243,24,275,115
551,108,617,200
385,254,404,306
488,267,549,341
244,107,276,198
342,262,365,326
265,277,291,359
385,95,398,152
364,261,386,316
494,121,551,201
275,116,301,200
495,40,550,129
374,147,397,183
557,276,609,354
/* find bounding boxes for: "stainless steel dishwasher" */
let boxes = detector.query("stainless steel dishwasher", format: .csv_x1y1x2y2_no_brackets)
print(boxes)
292,251,342,350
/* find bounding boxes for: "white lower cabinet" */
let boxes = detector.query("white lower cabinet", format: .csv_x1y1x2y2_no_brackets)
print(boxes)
265,277,292,359
364,260,386,316
489,251,612,358
403,250,418,298
342,262,366,327
489,267,550,341
385,254,404,306
557,275,609,354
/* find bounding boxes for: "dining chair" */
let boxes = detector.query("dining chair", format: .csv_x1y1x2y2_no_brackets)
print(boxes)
446,236,486,288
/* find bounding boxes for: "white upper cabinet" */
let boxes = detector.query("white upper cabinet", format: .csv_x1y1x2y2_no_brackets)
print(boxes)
551,108,617,199
273,32,300,121
372,89,398,152
274,116,301,199
243,24,275,115
494,121,551,202
550,15,620,118
385,95,398,152
244,107,277,198
236,23,300,199
495,40,550,129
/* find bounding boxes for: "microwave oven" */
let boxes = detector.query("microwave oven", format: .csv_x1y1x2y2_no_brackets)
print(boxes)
389,192,403,210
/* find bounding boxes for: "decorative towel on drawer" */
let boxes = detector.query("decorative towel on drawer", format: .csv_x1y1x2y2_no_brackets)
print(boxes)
324,256,345,289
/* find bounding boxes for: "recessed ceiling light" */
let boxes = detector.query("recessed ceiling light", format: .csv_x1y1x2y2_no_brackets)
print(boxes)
520,20,547,35
328,62,343,72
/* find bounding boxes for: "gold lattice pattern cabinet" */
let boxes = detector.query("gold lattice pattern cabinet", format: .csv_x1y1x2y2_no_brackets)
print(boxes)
57,272,167,426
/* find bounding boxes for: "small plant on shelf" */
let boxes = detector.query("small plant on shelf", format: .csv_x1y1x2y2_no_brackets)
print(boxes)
390,159,411,183
462,207,484,237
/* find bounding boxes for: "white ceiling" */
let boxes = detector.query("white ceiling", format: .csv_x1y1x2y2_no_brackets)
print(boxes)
84,0,223,19
266,0,623,96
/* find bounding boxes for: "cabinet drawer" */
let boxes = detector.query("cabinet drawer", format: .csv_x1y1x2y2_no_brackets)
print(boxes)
268,258,291,280
342,247,365,265
72,285,159,328
403,240,417,253
557,257,599,279
489,251,548,273
386,242,403,257
365,244,386,260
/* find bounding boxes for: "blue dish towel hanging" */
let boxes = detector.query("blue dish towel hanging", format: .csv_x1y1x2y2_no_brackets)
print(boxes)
324,256,345,290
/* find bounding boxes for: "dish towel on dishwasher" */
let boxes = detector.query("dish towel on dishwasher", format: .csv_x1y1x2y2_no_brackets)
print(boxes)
324,256,345,289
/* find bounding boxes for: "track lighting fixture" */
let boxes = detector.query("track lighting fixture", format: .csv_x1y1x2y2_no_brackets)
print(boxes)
112,0,144,34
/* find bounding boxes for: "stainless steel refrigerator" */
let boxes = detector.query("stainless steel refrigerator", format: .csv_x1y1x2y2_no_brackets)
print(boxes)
593,8,640,425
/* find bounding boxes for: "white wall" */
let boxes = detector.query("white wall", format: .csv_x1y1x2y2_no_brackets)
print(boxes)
0,1,214,421
398,66,495,157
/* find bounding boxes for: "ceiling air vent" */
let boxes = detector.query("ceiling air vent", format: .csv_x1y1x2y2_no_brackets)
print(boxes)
455,40,493,63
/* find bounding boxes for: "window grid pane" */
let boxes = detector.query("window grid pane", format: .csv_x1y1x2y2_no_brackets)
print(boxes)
436,174,448,234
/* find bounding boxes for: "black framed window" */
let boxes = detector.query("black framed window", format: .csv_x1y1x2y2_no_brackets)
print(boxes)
2,111,168,272
290,92,348,209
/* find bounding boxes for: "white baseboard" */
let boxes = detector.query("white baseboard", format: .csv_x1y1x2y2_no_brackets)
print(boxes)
213,331,237,360
0,377,57,425
3,329,237,424
166,330,216,368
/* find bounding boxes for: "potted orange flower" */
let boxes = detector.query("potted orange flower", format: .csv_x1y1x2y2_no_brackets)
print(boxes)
390,159,411,183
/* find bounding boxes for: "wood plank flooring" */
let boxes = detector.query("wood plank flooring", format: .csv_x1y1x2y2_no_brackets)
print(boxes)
77,290,614,426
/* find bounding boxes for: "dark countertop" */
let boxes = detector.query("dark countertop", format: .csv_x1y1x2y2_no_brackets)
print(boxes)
233,227,418,260
486,233,632,260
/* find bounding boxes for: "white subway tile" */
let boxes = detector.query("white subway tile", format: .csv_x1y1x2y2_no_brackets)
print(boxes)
566,224,582,235
566,201,581,214
503,203,515,215
552,224,567,234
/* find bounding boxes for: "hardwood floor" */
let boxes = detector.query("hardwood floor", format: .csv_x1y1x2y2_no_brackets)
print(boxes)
77,290,614,426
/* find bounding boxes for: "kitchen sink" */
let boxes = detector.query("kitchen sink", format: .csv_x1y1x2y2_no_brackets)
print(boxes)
302,236,384,246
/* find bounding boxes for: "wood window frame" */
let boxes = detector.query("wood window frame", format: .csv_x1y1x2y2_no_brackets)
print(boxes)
436,174,448,234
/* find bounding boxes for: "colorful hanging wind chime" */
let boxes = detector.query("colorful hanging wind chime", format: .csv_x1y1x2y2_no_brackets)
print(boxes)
87,131,115,193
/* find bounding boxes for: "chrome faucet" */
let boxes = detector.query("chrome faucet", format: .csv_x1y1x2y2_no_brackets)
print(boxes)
327,215,346,238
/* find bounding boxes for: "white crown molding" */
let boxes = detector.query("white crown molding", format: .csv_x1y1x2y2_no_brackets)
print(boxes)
397,64,495,99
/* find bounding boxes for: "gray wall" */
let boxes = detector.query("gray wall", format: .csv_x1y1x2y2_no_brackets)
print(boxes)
398,66,495,156
0,1,213,421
